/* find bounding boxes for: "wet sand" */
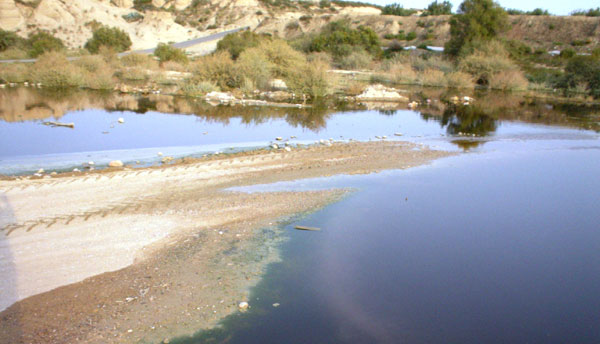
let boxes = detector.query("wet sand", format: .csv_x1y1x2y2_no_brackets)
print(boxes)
0,141,453,343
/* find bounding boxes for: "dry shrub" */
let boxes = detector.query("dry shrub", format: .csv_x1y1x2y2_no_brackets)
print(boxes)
338,50,373,70
0,63,29,83
489,70,528,91
30,52,83,87
120,53,159,70
419,69,446,87
0,48,29,60
458,41,519,85
445,71,475,89
179,79,219,97
345,81,367,95
161,61,186,72
287,60,332,99
307,52,333,65
119,67,150,81
237,48,273,90
74,55,107,73
388,62,418,84
98,46,120,68
74,55,116,90
411,56,453,73
189,51,241,90
257,39,305,78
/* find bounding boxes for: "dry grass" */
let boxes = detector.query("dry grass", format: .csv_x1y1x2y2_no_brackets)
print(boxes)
338,50,373,70
188,51,241,90
29,52,84,87
0,63,29,83
0,48,29,60
179,79,219,97
419,69,446,87
120,53,159,70
287,60,333,99
489,70,528,91
237,48,273,90
445,71,475,89
160,61,186,72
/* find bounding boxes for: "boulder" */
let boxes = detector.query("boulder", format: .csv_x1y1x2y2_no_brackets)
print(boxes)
269,79,288,90
205,91,237,105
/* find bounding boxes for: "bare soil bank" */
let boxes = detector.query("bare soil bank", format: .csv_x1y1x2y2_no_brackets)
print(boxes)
0,141,453,343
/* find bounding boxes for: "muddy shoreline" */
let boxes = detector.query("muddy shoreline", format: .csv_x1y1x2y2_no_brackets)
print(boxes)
0,141,454,343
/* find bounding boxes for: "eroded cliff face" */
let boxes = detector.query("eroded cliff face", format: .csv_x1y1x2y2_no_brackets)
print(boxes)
0,0,597,52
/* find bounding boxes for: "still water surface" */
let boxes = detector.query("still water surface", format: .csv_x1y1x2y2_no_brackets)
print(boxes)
1,89,600,342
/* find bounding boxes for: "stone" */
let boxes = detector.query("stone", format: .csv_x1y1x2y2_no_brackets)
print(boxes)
108,160,124,167
118,117,125,124
356,84,409,102
275,137,283,141
272,303,280,307
284,147,291,152
269,79,288,90
238,301,249,310
37,168,44,174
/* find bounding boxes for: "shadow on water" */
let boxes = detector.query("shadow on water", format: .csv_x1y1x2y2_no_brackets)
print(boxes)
0,193,21,340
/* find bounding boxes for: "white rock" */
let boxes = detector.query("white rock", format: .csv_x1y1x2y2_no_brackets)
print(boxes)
37,168,44,174
73,168,81,172
271,144,279,149
275,137,283,141
356,84,409,102
269,79,288,90
88,161,95,165
157,152,163,156
238,301,249,310
284,147,291,152
118,117,125,124
272,303,280,307
109,160,124,167
394,133,403,136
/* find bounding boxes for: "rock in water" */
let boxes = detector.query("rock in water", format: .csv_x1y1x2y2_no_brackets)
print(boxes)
118,118,125,124
109,160,124,167
238,301,249,311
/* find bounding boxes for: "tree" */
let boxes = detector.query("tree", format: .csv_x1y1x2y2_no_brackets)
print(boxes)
425,1,453,15
0,29,25,52
444,0,509,57
308,21,382,59
85,26,132,54
154,43,188,64
28,31,65,57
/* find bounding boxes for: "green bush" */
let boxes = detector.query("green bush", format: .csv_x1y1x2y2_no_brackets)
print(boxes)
458,41,519,85
445,0,509,57
189,51,241,90
405,31,417,41
154,43,188,64
309,21,381,59
570,8,600,17
0,29,26,52
423,1,453,15
382,4,417,16
237,48,273,90
85,26,132,54
557,56,600,98
287,60,332,99
27,31,65,57
338,50,372,69
216,30,266,60
559,48,575,59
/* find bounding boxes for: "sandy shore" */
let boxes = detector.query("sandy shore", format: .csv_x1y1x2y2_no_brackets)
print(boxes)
0,141,453,343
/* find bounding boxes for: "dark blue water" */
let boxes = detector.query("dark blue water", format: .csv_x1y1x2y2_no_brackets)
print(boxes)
179,139,600,343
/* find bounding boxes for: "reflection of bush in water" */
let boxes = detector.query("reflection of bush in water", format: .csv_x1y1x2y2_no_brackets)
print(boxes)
422,104,498,137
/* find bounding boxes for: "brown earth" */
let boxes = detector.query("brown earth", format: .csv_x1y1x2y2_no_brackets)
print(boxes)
0,140,454,343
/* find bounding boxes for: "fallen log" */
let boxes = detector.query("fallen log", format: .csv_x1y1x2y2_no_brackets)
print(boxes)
294,225,321,231
42,121,74,128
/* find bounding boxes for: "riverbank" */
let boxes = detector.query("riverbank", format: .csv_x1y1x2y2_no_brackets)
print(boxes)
0,140,453,343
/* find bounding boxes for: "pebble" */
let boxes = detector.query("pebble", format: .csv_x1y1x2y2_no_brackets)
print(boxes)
73,168,80,172
37,168,44,174
272,303,280,307
157,152,163,156
271,144,278,149
238,301,249,310
275,137,283,141
108,160,124,167
394,133,403,136
118,118,125,124
284,147,291,152
50,172,57,176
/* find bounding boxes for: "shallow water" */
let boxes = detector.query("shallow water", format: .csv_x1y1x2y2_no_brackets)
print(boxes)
182,132,600,344
1,88,600,343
